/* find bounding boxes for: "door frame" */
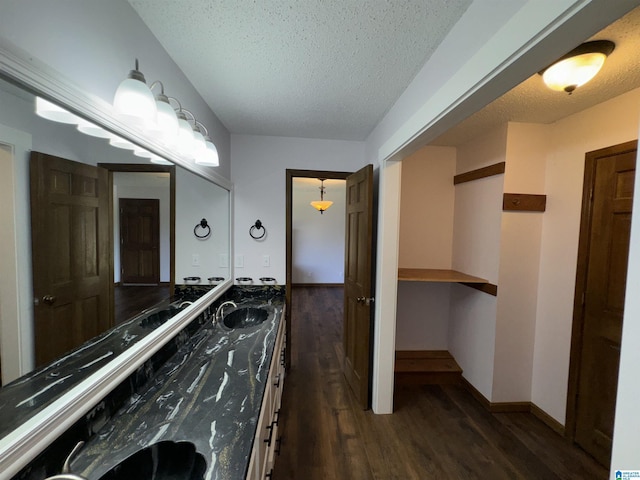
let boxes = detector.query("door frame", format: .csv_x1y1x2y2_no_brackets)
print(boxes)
565,139,638,440
99,163,176,326
285,169,352,369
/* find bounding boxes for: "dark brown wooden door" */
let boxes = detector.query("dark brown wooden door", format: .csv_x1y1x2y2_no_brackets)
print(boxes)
119,198,160,285
343,164,374,409
30,152,111,367
574,142,636,466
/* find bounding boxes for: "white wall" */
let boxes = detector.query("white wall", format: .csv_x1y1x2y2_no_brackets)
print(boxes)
0,0,231,180
292,179,346,284
491,122,548,403
113,172,171,283
231,134,366,284
175,168,230,284
396,145,455,351
532,86,640,425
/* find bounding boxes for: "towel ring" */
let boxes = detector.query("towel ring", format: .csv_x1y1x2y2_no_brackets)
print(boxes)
250,219,266,240
194,218,211,239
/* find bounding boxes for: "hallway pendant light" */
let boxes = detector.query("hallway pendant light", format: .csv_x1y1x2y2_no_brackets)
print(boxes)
310,178,333,214
113,59,157,126
540,40,615,94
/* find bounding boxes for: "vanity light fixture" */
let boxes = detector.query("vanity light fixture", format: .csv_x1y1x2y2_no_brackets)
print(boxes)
113,59,157,126
149,154,174,165
148,81,179,145
310,178,333,214
540,40,615,94
194,123,220,166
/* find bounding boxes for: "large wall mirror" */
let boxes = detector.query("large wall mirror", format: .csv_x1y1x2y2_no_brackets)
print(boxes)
0,47,232,474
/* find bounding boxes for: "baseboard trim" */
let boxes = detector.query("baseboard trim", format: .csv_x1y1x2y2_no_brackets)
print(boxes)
531,403,565,436
292,283,344,287
460,377,566,434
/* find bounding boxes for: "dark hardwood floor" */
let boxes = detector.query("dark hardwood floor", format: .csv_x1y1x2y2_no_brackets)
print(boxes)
273,286,607,480
113,284,170,325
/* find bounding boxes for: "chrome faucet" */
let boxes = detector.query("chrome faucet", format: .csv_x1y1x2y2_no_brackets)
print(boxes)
44,441,88,480
179,301,193,308
215,300,237,324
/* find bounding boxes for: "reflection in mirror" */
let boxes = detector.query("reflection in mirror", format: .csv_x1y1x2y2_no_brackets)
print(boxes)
0,76,230,391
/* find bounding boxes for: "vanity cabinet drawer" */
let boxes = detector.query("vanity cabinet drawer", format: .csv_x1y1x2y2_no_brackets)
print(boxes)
247,318,286,480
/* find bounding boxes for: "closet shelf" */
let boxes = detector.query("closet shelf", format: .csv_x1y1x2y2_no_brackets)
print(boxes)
398,268,487,283
398,268,498,296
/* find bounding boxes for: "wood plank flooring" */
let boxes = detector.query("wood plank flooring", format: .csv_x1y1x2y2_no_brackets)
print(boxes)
114,284,170,325
273,286,607,480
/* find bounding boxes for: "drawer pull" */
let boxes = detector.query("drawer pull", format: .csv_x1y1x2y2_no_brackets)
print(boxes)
264,420,276,446
265,469,273,479
280,349,285,367
275,436,282,455
273,373,281,388
274,409,281,426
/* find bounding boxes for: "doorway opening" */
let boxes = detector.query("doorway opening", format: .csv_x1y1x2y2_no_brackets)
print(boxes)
566,140,637,468
99,163,176,326
285,169,351,371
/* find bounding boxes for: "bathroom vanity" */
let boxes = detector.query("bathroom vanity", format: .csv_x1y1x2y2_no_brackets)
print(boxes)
3,286,286,480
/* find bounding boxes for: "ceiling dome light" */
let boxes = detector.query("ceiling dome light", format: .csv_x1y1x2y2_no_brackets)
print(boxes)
35,97,81,124
540,40,615,94
113,59,157,127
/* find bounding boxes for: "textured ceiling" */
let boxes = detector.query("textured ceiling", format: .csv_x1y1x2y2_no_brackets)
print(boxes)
431,5,640,146
127,0,472,140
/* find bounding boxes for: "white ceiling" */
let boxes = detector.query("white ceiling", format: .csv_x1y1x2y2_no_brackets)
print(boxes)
128,0,472,141
128,1,640,145
432,5,640,146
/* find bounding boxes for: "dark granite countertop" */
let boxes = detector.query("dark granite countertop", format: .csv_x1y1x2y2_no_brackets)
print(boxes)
0,295,197,439
71,295,284,480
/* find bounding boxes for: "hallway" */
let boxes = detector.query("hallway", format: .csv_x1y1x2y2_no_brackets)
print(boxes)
273,286,607,479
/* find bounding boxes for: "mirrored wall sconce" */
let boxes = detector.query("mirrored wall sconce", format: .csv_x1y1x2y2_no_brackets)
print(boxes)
34,96,175,166
194,218,212,239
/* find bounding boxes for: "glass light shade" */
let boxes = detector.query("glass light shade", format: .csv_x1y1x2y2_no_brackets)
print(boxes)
108,134,137,150
113,77,157,126
35,97,81,124
310,200,333,212
192,128,206,154
176,117,195,155
76,119,112,139
542,52,607,92
149,154,173,165
152,98,179,145
195,140,219,166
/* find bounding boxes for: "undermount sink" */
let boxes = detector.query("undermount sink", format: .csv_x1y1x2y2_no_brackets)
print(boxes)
97,441,206,480
222,306,269,329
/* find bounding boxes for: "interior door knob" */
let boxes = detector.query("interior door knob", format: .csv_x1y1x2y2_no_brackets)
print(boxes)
42,295,57,305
